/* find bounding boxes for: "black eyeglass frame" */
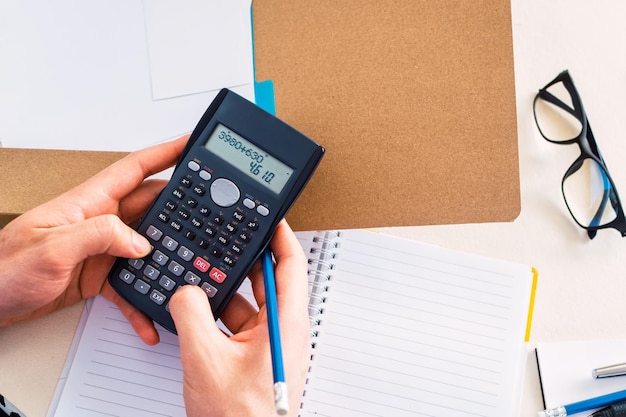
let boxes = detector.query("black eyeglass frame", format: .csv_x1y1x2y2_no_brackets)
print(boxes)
533,70,626,239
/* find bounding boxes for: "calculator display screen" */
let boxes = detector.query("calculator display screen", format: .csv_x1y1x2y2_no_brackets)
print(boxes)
204,123,293,194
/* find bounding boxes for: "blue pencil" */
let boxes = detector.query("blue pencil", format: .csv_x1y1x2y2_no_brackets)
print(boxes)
539,388,626,416
262,248,289,415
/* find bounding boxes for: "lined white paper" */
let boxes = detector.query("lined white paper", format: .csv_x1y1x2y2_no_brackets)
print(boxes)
50,297,185,417
49,278,256,417
47,230,533,416
300,229,534,417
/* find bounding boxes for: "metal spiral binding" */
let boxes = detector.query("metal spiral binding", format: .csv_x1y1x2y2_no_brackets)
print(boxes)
307,258,335,270
309,247,337,258
311,230,341,246
307,231,341,340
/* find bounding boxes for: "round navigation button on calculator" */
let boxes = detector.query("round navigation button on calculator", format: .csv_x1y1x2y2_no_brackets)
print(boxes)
210,178,241,207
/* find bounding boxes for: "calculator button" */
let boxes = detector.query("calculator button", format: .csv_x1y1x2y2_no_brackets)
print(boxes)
223,255,236,267
205,226,217,237
159,276,176,291
198,238,210,249
208,267,227,283
187,160,200,171
168,261,185,276
178,209,190,220
246,220,259,231
192,256,210,273
144,265,160,280
193,185,205,196
191,218,203,228
257,206,270,217
119,268,135,284
147,225,163,241
184,271,202,286
165,200,177,211
212,214,224,225
185,230,196,241
150,289,167,305
225,223,238,233
233,211,245,221
243,198,255,209
199,206,211,216
217,235,230,246
238,232,251,242
210,178,241,207
201,282,218,298
180,177,192,187
199,170,211,181
186,197,198,208
172,188,185,199
152,250,169,266
158,212,169,223
133,279,150,295
211,247,223,258
170,220,183,232
128,258,144,269
162,236,179,251
177,246,194,261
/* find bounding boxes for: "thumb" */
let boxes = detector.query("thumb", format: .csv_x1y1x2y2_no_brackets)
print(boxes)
170,286,224,350
60,214,151,261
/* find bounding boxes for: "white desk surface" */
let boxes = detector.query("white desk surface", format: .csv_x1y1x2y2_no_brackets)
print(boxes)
3,1,626,416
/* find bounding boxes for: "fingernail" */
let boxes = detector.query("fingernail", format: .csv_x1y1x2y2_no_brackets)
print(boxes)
133,233,152,255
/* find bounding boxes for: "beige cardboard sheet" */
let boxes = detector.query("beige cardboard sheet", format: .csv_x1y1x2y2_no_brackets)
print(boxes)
0,0,519,230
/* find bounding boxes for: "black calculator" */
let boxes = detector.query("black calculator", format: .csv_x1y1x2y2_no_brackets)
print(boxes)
108,89,325,333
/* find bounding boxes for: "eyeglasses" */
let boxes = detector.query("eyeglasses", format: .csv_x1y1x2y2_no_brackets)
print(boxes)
533,70,626,239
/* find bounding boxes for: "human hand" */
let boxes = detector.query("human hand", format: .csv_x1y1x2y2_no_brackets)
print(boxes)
0,136,188,345
169,220,310,417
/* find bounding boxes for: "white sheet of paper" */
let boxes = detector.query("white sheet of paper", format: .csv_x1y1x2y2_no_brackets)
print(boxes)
143,0,253,100
536,339,626,416
0,0,254,152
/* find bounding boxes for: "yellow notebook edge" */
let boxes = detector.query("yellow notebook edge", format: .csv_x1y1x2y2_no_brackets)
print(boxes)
525,267,539,342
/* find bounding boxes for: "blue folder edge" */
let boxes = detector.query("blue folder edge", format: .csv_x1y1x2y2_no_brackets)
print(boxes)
251,4,276,116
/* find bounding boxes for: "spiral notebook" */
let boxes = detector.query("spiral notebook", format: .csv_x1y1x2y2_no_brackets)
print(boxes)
47,229,537,417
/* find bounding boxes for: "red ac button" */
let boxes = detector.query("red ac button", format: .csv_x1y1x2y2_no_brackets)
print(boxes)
208,267,227,283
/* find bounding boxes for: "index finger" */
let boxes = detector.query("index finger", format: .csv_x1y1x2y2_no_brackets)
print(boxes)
269,220,309,323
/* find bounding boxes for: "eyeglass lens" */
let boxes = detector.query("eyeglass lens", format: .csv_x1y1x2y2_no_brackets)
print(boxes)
534,81,582,143
562,158,619,227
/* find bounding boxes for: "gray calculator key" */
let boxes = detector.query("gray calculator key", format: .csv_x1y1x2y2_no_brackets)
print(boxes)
168,260,185,276
144,265,160,280
146,225,163,241
210,178,240,207
133,279,150,294
119,268,135,284
201,282,218,298
159,276,176,291
150,289,166,305
162,235,179,251
177,245,194,262
187,160,200,171
128,258,144,269
152,250,169,266
184,271,201,286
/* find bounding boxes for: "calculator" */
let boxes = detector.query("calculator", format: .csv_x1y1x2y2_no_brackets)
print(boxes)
108,89,325,333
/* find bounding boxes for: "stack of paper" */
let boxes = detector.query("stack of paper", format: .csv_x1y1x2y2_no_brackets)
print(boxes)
0,0,255,152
